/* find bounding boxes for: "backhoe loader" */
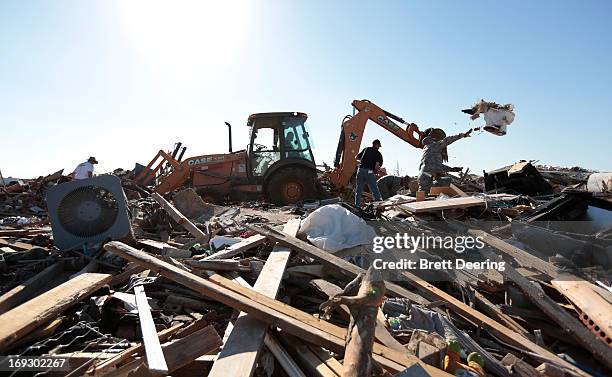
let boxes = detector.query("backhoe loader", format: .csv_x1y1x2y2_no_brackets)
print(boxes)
135,112,319,204
135,100,439,204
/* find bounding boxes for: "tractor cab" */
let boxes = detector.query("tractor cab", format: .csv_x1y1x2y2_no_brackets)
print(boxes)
247,112,316,178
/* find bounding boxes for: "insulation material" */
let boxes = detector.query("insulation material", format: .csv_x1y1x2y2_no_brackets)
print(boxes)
298,204,377,253
463,99,515,136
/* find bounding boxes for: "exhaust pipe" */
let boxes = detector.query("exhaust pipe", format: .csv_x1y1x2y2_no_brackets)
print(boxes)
177,146,187,162
225,122,233,153
171,142,182,159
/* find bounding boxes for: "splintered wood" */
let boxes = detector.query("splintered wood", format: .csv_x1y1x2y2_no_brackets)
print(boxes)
320,268,385,377
0,272,112,352
208,219,300,377
103,241,446,376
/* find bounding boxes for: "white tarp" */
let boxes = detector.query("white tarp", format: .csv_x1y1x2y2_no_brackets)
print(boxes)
299,204,377,253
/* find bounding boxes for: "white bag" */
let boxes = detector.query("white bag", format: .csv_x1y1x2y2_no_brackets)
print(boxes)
483,107,515,135
299,204,377,253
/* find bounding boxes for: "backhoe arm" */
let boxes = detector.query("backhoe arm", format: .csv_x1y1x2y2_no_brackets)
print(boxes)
329,99,424,189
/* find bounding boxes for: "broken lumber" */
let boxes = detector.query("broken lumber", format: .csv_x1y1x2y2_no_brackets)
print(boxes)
501,353,540,377
200,234,267,261
250,224,587,376
265,331,307,377
0,272,111,352
399,196,485,213
449,184,468,197
310,278,405,352
0,262,64,314
308,346,345,376
480,249,612,370
152,192,207,239
246,225,429,305
473,290,531,339
185,259,251,272
320,268,385,377
208,219,299,377
10,317,65,351
468,229,559,278
159,325,221,373
87,323,183,375
134,284,168,374
282,333,341,377
101,325,221,377
0,237,41,251
103,241,448,376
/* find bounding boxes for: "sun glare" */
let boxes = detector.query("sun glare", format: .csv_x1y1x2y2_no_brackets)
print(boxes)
115,0,252,80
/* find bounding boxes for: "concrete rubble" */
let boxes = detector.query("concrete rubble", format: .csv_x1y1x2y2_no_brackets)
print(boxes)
0,162,610,377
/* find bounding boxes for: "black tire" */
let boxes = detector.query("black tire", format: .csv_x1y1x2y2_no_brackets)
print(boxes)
266,166,317,205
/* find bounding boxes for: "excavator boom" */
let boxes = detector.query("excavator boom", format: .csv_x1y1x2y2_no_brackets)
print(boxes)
329,99,424,189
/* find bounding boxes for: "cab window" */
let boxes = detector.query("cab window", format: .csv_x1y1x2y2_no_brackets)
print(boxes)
250,125,280,176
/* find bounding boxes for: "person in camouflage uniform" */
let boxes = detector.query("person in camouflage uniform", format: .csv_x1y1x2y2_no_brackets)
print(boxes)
417,128,472,194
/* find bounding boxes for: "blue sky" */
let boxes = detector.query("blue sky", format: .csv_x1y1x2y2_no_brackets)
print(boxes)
1,0,610,178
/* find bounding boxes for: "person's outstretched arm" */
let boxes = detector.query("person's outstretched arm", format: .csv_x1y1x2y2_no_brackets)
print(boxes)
440,129,472,147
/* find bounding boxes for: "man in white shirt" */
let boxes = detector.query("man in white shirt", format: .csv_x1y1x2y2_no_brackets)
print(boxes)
72,157,98,180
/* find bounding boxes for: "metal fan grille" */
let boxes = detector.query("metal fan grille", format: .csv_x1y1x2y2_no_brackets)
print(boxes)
57,185,119,238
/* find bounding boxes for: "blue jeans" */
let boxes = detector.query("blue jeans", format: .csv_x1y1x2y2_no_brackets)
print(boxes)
355,168,382,206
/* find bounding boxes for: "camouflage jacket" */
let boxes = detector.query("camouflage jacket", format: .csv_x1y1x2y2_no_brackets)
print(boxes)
419,133,465,174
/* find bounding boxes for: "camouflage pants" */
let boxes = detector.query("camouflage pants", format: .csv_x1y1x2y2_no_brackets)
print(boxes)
417,170,452,194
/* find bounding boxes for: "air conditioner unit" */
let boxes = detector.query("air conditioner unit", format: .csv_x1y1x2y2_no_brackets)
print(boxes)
46,175,133,250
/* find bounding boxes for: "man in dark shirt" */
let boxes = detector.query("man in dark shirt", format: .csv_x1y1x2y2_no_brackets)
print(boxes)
355,139,383,206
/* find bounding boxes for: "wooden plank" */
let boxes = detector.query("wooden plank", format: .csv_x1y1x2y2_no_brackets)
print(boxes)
265,331,307,377
137,239,173,253
473,291,531,339
0,262,64,314
10,317,65,350
310,278,405,352
480,249,612,370
134,284,168,374
102,325,221,377
152,192,207,239
186,259,251,272
208,219,300,377
0,272,111,352
87,323,183,375
247,225,429,306
109,264,146,287
400,196,484,213
103,241,449,376
199,234,267,261
283,334,340,377
251,224,587,376
551,279,612,345
0,229,48,237
160,325,221,372
308,346,344,376
500,353,540,377
449,184,468,197
0,237,41,251
468,229,559,279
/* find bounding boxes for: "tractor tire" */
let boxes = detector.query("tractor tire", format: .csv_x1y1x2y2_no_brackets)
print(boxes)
266,166,317,205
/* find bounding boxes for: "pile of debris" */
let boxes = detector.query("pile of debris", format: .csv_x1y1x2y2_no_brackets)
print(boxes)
0,161,610,377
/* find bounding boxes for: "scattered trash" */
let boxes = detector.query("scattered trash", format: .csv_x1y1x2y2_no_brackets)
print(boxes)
0,148,610,377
